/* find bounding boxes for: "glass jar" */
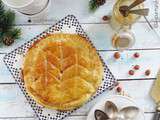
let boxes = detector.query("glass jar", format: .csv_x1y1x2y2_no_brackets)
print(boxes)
110,0,144,31
112,28,135,50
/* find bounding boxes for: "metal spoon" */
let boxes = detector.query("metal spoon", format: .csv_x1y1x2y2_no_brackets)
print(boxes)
105,101,118,119
119,106,140,120
119,0,146,17
95,109,110,120
129,8,149,16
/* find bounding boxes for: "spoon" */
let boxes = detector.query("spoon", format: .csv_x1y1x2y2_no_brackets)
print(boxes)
119,0,146,17
105,101,118,119
95,109,110,120
128,8,149,16
119,106,140,119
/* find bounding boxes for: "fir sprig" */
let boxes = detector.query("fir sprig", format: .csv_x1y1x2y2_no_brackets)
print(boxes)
0,0,4,14
89,0,106,12
6,28,21,40
89,0,99,12
0,10,15,32
0,0,21,46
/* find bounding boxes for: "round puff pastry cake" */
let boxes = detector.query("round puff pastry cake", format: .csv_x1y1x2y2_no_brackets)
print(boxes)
23,33,103,110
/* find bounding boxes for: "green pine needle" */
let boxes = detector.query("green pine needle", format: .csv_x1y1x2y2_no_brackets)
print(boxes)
89,0,98,12
0,0,4,14
0,1,21,46
0,10,15,32
6,28,21,40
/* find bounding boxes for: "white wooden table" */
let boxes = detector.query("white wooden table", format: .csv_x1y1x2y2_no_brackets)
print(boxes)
0,0,160,120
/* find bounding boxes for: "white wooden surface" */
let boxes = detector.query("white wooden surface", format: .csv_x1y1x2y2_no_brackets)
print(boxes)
1,0,160,120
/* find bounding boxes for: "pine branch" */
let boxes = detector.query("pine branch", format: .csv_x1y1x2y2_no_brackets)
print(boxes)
0,0,4,14
0,31,3,42
0,1,21,46
0,10,15,32
0,0,4,41
89,0,98,12
6,28,21,40
89,0,106,12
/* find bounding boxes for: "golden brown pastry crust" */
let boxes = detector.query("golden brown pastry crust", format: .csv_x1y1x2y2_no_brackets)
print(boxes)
23,34,103,110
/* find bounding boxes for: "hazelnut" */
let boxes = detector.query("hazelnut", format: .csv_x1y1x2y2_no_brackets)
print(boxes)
134,65,140,70
133,52,140,58
116,86,122,93
102,15,110,21
145,69,151,76
128,70,134,75
114,52,120,59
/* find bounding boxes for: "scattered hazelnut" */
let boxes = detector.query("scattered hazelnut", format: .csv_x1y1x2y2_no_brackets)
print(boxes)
116,86,122,93
145,69,151,76
114,52,120,59
102,15,110,21
133,52,140,58
128,70,134,75
134,65,140,70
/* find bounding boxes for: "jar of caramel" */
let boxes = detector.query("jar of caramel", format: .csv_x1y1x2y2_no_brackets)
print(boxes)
112,28,135,50
110,0,143,31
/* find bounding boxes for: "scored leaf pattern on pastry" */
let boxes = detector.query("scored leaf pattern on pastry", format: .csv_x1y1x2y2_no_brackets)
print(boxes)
23,34,103,110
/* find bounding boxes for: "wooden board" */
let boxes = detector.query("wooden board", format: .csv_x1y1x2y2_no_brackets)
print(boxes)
1,0,160,119
0,80,156,118
7,0,160,25
0,114,155,120
1,49,160,83
1,23,160,53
